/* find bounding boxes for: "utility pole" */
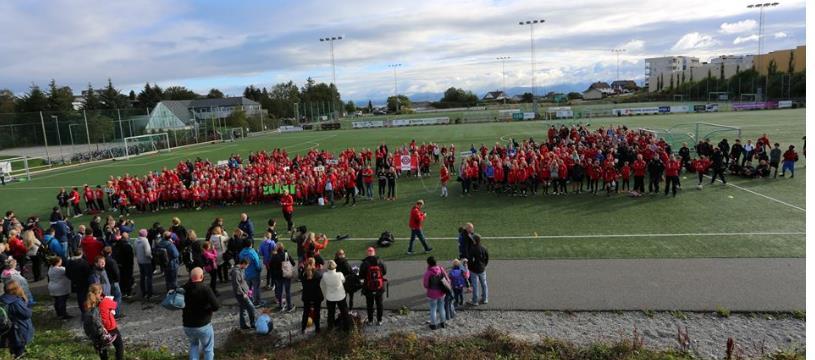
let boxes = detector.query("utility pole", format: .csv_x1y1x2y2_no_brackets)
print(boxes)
388,64,402,113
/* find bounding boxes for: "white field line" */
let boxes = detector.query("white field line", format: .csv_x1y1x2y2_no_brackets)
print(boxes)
333,232,805,241
705,175,806,212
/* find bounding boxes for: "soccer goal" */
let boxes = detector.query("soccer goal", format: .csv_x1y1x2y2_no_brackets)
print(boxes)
0,156,34,182
225,127,246,142
695,122,742,144
121,133,171,160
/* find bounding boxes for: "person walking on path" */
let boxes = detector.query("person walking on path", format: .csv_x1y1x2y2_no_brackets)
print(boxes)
360,247,386,326
230,259,256,329
182,268,220,360
320,260,349,331
407,200,432,255
422,256,449,330
467,234,489,306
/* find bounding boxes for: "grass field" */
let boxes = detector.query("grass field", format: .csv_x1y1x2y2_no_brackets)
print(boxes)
0,109,805,261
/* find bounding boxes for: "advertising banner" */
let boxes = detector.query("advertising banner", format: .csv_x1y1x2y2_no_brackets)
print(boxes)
352,120,385,129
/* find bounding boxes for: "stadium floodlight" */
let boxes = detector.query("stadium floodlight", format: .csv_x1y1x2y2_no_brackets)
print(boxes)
388,64,403,113
746,2,780,99
611,49,626,82
319,35,344,120
496,57,511,104
518,19,545,111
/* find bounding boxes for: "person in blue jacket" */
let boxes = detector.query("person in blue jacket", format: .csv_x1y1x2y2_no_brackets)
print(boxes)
238,213,255,242
258,230,277,289
239,239,263,306
157,232,180,291
44,228,67,261
0,280,33,358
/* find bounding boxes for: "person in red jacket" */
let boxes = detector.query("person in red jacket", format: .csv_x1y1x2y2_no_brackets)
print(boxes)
94,186,105,212
407,200,431,255
603,164,617,196
280,189,295,232
83,185,97,212
620,161,631,191
69,187,82,217
362,165,374,200
632,154,647,196
664,156,681,197
86,283,124,360
781,145,798,178
6,230,27,263
692,156,711,187
80,228,104,264
439,165,450,198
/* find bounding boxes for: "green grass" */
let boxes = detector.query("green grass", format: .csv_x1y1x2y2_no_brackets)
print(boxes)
0,108,805,261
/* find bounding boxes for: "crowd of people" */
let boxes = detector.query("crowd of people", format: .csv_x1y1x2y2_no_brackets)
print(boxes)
0,203,491,360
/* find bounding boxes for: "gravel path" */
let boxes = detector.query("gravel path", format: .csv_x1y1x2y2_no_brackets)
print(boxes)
61,298,804,359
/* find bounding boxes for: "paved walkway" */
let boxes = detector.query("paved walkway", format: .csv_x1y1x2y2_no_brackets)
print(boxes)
28,258,803,312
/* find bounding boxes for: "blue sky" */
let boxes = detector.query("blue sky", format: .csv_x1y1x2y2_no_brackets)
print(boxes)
0,0,806,102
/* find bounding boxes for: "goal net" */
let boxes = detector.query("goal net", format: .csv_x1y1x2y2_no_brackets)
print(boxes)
695,123,742,147
121,133,171,160
225,127,246,142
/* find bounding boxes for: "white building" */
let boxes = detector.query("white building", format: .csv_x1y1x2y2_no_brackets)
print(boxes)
644,56,700,89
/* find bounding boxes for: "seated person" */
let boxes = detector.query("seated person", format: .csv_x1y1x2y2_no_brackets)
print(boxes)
755,160,771,178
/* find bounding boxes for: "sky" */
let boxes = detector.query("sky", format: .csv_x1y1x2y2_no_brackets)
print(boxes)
0,0,806,102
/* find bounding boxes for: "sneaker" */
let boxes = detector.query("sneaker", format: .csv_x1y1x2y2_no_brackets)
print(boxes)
439,322,446,328
424,248,433,253
287,305,296,313
481,300,488,305
467,301,479,307
406,251,414,255
377,321,383,326
429,324,437,330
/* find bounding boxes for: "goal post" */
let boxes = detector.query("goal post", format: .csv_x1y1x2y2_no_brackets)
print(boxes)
695,122,741,144
122,133,171,160
0,156,33,182
225,127,246,142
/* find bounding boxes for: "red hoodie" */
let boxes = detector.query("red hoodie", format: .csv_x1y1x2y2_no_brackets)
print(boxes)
409,205,426,230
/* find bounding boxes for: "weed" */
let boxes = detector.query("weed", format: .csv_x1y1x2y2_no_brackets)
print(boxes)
642,309,655,318
670,310,687,320
716,305,731,318
791,310,805,320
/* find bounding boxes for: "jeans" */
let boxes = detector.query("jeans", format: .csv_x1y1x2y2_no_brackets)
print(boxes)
444,293,456,320
138,263,153,298
782,160,795,176
453,288,464,306
365,183,373,199
408,229,430,252
428,297,446,326
236,295,256,328
53,294,68,317
165,265,178,291
246,277,261,305
273,277,292,309
184,324,214,360
471,271,488,304
110,282,122,315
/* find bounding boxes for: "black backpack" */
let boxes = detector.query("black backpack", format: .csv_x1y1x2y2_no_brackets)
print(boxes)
377,231,394,247
0,302,11,336
181,245,194,267
153,247,169,268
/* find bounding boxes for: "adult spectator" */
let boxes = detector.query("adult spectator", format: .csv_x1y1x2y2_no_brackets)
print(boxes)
182,268,220,360
57,189,71,216
44,227,66,261
230,259,256,329
238,213,255,241
156,232,180,291
65,253,92,314
269,243,295,312
111,233,134,299
259,229,277,290
360,247,386,326
781,145,799,178
0,281,33,358
102,247,123,317
279,190,295,233
769,143,782,178
718,139,731,165
407,200,432,255
2,258,33,307
238,239,263,306
207,226,228,283
134,229,154,300
386,167,397,200
47,257,72,319
467,234,490,306
81,228,104,264
88,255,111,297
320,260,349,331
299,258,323,334
457,223,474,259
422,256,448,330
333,249,356,309
647,156,664,194
742,139,755,166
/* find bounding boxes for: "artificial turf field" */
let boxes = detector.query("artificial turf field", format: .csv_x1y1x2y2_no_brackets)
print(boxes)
0,108,805,260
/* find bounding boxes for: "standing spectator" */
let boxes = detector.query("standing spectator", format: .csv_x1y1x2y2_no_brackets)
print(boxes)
66,254,92,314
376,167,387,200
102,247,123,317
321,260,349,331
334,250,356,309
439,164,450,198
407,200,432,255
230,259,256,329
0,281,33,358
769,143,782,178
44,227,66,261
207,226,228,284
238,213,255,242
47,257,72,319
134,230,153,300
111,233,134,299
201,241,219,296
710,148,727,185
457,223,474,259
279,190,295,233
299,258,323,334
647,156,664,194
182,268,220,360
718,139,731,165
781,145,799,178
156,232,180,291
467,234,489,306
386,167,397,200
57,188,71,216
422,256,448,330
85,283,124,360
81,228,104,264
88,255,111,297
360,247,386,326
238,239,263,306
269,243,295,312
2,258,34,307
259,230,277,290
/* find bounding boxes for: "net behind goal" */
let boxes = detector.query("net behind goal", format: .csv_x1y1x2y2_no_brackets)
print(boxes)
121,133,171,160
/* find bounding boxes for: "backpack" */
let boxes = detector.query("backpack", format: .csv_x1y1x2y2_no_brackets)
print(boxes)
181,246,194,267
161,287,186,310
449,268,466,289
82,307,116,349
377,231,394,248
365,264,385,292
0,302,11,336
281,253,295,279
153,247,169,268
429,272,452,295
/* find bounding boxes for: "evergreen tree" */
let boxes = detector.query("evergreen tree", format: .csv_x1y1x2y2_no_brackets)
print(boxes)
47,79,75,113
100,78,128,109
367,100,373,113
19,83,49,112
129,90,136,101
206,88,224,99
81,83,102,110
0,90,15,113
137,82,164,110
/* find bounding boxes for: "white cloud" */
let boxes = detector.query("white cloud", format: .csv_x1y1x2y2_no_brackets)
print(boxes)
719,19,757,34
773,31,788,39
733,34,759,44
620,39,645,52
671,32,717,51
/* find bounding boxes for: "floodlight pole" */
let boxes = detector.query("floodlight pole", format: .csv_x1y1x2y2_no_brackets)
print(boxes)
747,2,779,99
611,49,626,82
320,36,343,120
497,56,510,104
388,64,402,113
519,19,544,112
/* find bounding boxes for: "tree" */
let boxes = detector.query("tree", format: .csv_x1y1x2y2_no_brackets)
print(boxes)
344,100,356,114
367,100,373,113
163,86,199,100
680,71,685,84
386,95,410,113
18,84,49,112
128,90,136,101
100,78,129,109
243,86,263,102
0,89,15,113
224,108,249,129
567,92,582,100
85,113,114,143
266,81,301,119
137,83,164,110
80,83,102,111
520,92,534,103
47,79,75,113
207,88,224,99
433,87,478,108
767,59,778,76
